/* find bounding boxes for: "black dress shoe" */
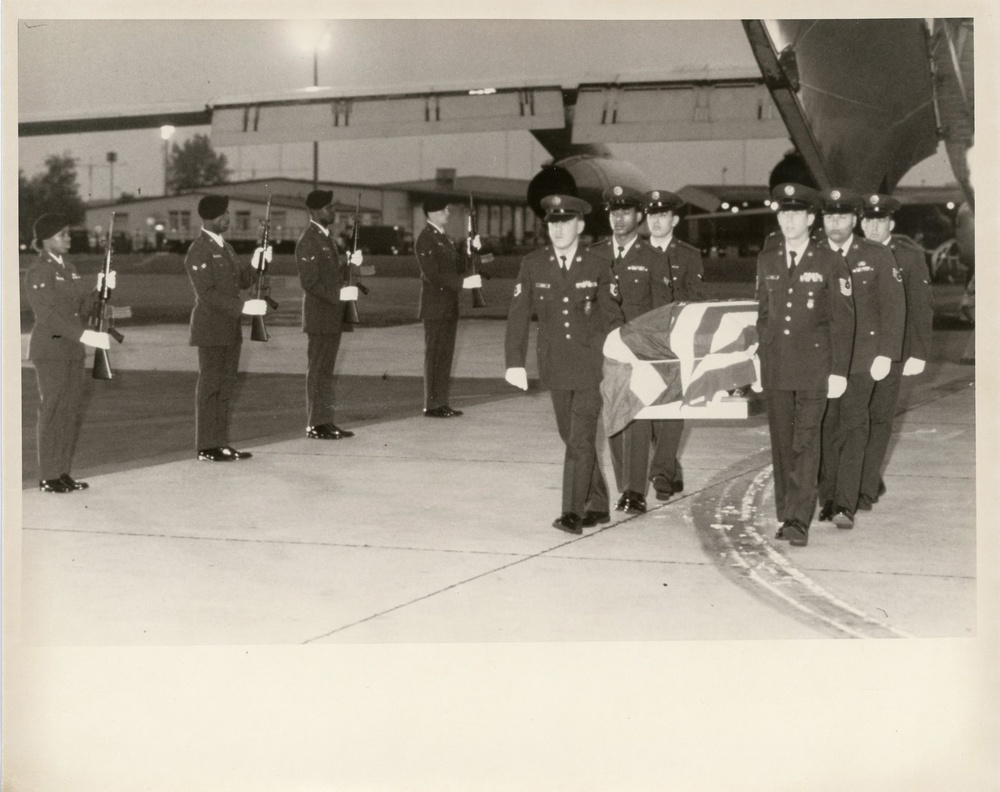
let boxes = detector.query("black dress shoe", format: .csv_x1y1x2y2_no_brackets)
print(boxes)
222,446,252,460
856,496,874,512
307,424,355,439
60,473,89,490
774,524,788,541
580,510,611,528
198,447,236,462
622,491,646,514
832,507,854,529
324,424,354,438
818,501,835,522
652,476,683,501
615,492,629,511
440,406,463,417
423,406,449,418
552,513,583,534
39,478,73,493
784,519,809,546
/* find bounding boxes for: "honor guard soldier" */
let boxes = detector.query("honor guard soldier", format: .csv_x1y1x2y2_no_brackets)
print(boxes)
414,195,483,418
295,189,364,440
185,194,269,462
505,195,622,534
644,189,707,502
589,185,670,514
816,188,905,527
24,214,115,492
857,193,934,510
756,184,855,546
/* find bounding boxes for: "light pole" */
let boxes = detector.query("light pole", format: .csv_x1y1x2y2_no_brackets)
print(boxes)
312,47,319,189
160,125,176,196
107,151,117,199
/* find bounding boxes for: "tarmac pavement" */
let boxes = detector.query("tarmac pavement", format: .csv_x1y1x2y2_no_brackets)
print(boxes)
12,319,978,644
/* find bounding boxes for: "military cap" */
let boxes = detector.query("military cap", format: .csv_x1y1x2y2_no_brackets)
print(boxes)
602,184,644,209
541,194,591,221
306,189,334,210
33,213,69,244
198,194,230,220
422,194,450,214
860,193,901,218
644,190,684,214
819,188,863,215
770,183,819,212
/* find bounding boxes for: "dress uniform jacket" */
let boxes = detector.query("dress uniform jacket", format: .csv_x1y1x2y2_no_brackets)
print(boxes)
839,235,905,372
296,222,344,334
654,236,706,302
889,234,933,361
24,252,92,481
415,224,465,321
185,231,255,346
589,237,672,322
505,245,619,390
24,252,89,362
756,239,855,390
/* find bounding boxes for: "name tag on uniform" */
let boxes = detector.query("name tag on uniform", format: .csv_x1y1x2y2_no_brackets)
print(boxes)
576,280,597,288
626,265,647,272
766,274,781,281
799,272,823,283
535,282,551,289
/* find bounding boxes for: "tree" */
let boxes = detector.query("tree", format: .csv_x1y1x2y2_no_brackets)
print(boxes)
166,134,232,194
18,153,85,246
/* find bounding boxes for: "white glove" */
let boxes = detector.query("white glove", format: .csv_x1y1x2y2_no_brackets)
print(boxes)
339,286,359,301
96,270,117,291
505,367,528,391
251,246,273,270
827,374,848,399
80,329,110,350
902,358,926,376
463,274,483,289
242,299,267,316
349,250,364,266
870,355,891,382
472,235,482,251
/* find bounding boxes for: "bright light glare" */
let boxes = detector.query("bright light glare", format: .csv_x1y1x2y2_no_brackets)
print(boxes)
288,21,333,53
469,88,497,95
159,125,176,140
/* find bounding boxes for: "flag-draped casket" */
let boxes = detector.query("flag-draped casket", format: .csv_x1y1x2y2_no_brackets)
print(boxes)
601,300,760,436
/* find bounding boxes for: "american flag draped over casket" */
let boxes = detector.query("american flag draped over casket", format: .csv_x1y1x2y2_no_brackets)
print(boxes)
601,300,759,436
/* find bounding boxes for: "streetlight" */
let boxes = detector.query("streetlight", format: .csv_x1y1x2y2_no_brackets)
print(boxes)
106,151,117,199
289,22,332,189
160,125,176,196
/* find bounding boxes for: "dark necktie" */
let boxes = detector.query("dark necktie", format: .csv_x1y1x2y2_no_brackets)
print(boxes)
788,250,797,271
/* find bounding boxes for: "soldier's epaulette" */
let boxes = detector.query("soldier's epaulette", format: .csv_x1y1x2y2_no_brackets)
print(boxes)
674,238,700,254
586,238,611,251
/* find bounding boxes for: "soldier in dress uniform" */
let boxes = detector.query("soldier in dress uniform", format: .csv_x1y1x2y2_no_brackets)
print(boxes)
413,195,483,418
295,189,364,440
505,195,623,534
756,184,855,546
815,189,905,527
644,189,708,502
588,185,670,514
856,193,934,510
185,194,269,462
24,214,114,492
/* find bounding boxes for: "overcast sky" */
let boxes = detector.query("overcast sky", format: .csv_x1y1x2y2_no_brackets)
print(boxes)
16,17,957,201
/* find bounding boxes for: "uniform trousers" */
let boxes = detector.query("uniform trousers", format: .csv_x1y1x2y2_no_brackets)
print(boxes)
765,388,826,526
609,420,651,494
819,371,876,512
422,318,458,410
34,357,86,480
550,387,609,516
649,419,684,488
859,361,903,502
196,342,241,451
306,332,343,427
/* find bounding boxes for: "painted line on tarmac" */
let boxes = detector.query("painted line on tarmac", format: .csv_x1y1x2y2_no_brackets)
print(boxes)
692,453,913,639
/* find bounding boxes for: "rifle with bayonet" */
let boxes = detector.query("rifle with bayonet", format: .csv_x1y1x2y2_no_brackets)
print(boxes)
250,195,279,342
91,212,124,380
466,194,493,308
341,192,369,331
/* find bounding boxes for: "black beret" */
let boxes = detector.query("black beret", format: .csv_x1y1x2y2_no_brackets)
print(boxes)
306,189,333,210
819,188,863,215
198,194,230,220
33,213,69,244
602,185,644,209
860,193,901,218
644,190,684,214
771,183,819,211
541,194,591,221
422,194,450,214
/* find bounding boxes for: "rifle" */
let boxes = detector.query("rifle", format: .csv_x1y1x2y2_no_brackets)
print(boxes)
466,194,493,308
91,212,125,380
250,195,279,342
341,192,370,331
